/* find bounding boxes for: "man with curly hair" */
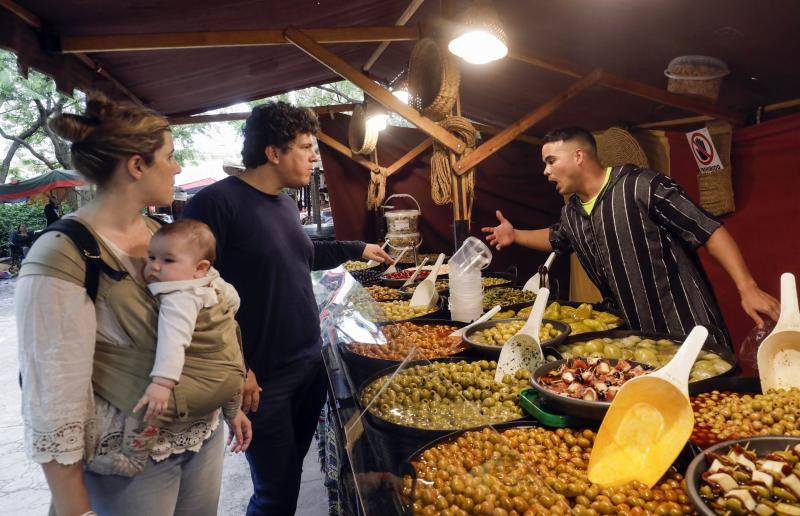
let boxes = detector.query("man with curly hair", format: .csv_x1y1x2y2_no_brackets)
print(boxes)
185,102,391,515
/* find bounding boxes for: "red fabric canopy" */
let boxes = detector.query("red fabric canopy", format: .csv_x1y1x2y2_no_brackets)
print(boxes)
667,114,800,358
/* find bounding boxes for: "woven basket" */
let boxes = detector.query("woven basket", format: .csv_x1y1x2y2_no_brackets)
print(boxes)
348,104,378,155
408,38,460,121
594,127,650,169
698,121,735,216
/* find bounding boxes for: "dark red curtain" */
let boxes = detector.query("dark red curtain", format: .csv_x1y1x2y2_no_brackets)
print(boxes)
667,114,800,354
319,114,569,296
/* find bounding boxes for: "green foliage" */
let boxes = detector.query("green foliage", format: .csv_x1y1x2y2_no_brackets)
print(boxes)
0,202,47,256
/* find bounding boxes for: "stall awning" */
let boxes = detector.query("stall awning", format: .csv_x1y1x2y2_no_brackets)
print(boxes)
0,169,86,201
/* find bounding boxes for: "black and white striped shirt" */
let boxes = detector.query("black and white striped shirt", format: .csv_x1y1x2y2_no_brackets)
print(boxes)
549,164,731,351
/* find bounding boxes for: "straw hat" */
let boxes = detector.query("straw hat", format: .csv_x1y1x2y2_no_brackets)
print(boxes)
408,38,461,121
594,127,650,169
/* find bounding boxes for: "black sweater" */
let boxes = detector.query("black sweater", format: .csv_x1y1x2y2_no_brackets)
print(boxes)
184,176,365,377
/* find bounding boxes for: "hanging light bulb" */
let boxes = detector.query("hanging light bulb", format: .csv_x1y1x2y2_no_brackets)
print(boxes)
365,99,389,131
448,0,508,65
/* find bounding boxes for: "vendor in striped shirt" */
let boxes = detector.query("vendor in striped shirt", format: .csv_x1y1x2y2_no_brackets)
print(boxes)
482,127,780,350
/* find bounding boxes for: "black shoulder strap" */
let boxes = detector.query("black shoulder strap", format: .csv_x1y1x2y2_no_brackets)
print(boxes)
38,219,128,302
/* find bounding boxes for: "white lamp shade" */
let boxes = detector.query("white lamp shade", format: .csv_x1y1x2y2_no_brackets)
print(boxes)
448,30,508,65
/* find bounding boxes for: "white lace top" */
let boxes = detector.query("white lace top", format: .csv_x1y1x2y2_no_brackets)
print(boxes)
16,237,219,477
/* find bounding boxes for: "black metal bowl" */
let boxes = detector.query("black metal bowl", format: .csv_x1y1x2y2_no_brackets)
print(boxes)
685,436,800,516
397,281,450,299
401,420,698,515
355,357,530,443
530,358,652,422
463,318,572,357
482,271,516,289
549,329,739,381
516,300,628,331
337,319,468,387
379,266,428,287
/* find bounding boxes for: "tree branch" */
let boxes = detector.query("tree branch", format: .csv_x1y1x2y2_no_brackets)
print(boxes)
315,84,361,104
0,125,57,169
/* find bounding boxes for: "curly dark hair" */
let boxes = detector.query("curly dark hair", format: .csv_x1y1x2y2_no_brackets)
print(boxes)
542,126,597,156
241,102,320,169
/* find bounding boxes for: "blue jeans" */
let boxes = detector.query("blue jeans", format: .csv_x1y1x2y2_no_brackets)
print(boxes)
245,358,328,516
83,422,225,516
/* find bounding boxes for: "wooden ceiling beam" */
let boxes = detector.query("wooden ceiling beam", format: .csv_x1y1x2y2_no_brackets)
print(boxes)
285,27,465,155
168,104,355,125
316,130,380,172
363,0,425,71
0,0,144,106
508,49,744,125
60,26,421,54
473,122,542,145
386,137,432,176
453,70,604,176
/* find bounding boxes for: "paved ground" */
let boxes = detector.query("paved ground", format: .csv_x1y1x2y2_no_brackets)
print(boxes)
0,277,328,515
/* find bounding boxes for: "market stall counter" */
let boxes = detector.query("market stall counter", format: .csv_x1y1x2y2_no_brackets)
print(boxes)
313,266,797,516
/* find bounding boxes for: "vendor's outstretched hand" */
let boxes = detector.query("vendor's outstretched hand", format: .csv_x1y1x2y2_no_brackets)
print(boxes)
481,210,515,250
362,243,392,264
226,409,252,453
740,284,780,328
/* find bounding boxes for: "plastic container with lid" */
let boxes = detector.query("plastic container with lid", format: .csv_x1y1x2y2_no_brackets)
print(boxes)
385,232,421,250
383,194,421,234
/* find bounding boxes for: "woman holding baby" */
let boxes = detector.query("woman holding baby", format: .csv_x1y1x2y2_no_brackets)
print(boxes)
16,95,249,516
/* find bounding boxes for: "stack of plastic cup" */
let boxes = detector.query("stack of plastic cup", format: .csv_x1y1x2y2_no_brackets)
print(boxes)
449,237,492,322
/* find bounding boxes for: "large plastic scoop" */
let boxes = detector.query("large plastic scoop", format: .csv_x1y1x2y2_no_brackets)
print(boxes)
400,256,429,288
409,253,445,308
523,252,556,293
588,325,708,488
494,287,549,383
365,241,389,268
447,305,502,348
382,246,409,275
758,272,800,391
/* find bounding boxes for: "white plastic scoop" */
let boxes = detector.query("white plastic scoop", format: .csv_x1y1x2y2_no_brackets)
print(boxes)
365,241,389,268
494,287,549,383
400,256,429,288
409,253,445,308
758,272,800,391
523,252,556,293
447,305,502,348
588,325,708,488
382,246,409,275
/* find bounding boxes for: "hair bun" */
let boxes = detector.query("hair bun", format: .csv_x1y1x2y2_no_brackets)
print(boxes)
84,95,117,121
48,113,98,142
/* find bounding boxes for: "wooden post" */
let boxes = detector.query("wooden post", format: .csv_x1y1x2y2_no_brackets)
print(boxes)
284,27,466,155
453,69,603,175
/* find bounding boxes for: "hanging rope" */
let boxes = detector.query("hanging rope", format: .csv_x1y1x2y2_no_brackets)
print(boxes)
430,116,477,212
366,167,389,210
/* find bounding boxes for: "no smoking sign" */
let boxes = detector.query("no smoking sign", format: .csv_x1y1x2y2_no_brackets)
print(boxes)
686,128,724,173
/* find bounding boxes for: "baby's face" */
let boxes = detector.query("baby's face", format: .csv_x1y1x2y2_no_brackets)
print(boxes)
144,234,205,284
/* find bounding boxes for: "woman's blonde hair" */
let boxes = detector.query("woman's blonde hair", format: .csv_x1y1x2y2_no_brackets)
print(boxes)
49,94,170,185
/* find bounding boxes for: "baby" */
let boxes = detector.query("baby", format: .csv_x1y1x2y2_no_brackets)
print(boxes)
134,218,249,450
